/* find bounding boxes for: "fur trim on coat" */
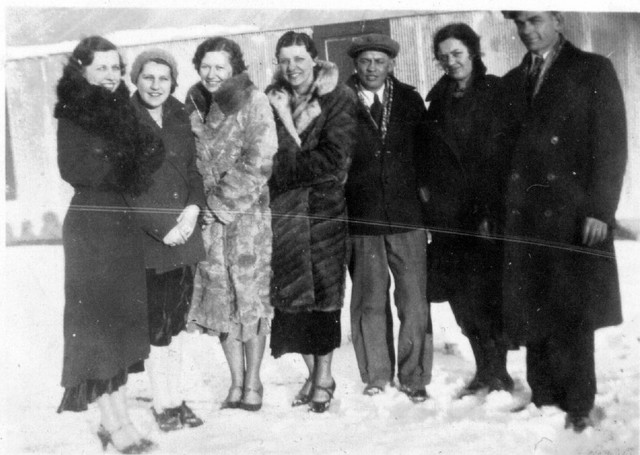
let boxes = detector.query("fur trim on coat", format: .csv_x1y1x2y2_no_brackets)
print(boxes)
55,76,165,196
266,61,339,140
267,61,357,313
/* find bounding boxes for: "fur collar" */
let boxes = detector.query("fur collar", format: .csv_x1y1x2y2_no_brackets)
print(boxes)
212,72,255,115
266,61,339,137
55,75,164,196
186,82,212,121
268,60,339,99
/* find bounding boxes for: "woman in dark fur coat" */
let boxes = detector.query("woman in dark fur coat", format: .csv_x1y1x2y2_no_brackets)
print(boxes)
267,31,356,413
55,36,164,453
423,23,513,397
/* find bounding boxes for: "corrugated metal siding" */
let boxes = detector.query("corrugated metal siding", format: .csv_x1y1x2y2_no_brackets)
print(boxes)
391,11,523,97
5,13,640,242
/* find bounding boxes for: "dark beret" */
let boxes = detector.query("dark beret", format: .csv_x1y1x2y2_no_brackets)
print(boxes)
347,33,400,58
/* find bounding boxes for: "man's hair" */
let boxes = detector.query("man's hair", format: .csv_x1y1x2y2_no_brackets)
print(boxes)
502,11,564,23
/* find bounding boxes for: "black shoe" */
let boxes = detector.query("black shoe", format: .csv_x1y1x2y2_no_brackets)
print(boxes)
398,384,429,403
97,425,151,454
565,412,593,433
220,386,243,410
309,380,336,413
457,375,489,398
152,407,183,432
240,385,263,412
486,374,515,393
177,401,203,427
292,378,313,407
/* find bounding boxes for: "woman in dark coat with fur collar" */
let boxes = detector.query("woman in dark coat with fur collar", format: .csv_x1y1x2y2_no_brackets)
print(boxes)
266,31,356,413
423,23,513,397
55,36,164,453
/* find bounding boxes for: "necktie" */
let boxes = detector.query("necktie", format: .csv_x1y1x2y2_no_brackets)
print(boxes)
370,93,383,126
527,55,544,104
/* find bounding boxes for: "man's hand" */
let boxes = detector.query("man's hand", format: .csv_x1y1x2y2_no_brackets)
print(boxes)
582,217,608,247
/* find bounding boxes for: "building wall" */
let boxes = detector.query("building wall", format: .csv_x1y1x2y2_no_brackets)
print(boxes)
5,11,639,243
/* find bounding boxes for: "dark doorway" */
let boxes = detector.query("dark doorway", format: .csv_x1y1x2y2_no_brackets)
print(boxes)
314,19,391,83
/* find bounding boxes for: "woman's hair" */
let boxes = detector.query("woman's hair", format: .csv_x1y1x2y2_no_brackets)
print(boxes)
432,23,487,76
275,31,318,60
62,35,125,82
192,36,247,75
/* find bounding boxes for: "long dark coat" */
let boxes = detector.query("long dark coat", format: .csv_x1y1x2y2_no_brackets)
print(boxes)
55,79,164,388
129,93,206,273
267,61,357,313
344,75,428,236
423,73,506,322
500,41,627,344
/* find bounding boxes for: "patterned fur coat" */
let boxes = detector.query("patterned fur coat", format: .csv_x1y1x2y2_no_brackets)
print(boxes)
187,73,277,339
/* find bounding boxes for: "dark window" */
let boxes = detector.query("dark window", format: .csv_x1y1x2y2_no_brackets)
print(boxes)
314,19,391,84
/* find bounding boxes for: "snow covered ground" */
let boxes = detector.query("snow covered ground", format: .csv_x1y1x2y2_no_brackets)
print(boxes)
1,241,638,455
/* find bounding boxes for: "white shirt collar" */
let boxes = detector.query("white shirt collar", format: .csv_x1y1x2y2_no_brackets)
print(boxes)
360,86,386,107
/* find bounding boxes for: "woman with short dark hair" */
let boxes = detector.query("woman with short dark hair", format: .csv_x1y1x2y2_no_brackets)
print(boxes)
423,22,513,397
55,35,164,453
266,31,356,413
186,36,277,412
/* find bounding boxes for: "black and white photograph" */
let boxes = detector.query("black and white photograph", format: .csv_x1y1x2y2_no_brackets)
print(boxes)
2,1,639,453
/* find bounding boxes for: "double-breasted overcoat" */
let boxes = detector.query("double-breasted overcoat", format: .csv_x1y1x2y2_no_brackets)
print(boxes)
500,41,627,343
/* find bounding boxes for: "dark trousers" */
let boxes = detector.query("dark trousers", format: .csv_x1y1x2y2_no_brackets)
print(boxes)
349,230,433,389
526,326,596,416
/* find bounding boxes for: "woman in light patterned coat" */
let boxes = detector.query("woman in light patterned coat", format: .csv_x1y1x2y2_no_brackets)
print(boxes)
186,37,277,412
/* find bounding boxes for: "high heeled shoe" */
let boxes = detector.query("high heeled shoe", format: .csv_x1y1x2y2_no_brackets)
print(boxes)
309,380,336,414
240,384,263,412
220,386,243,410
97,425,151,454
291,378,314,407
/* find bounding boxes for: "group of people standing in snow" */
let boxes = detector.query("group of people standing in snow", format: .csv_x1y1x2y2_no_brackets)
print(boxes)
54,9,627,453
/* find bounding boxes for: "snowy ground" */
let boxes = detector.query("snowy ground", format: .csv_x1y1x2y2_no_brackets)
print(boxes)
1,241,638,455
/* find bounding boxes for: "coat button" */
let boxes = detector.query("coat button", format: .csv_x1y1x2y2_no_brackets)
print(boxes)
550,136,559,145
544,209,553,217
510,172,520,181
546,173,557,181
374,150,381,158
172,192,179,199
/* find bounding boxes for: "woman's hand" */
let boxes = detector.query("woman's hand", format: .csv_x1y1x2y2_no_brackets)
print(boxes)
163,225,187,247
176,204,199,238
268,89,302,147
267,89,290,115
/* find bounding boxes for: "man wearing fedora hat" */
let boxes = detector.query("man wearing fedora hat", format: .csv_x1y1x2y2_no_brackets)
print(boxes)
344,33,433,402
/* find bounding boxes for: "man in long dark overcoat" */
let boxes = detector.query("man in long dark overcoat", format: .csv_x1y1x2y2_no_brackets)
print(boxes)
344,34,433,401
500,11,627,432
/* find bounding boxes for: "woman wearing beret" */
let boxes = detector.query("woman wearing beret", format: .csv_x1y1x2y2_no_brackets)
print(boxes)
266,31,356,413
186,37,277,412
55,36,163,453
128,48,206,432
423,23,513,397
